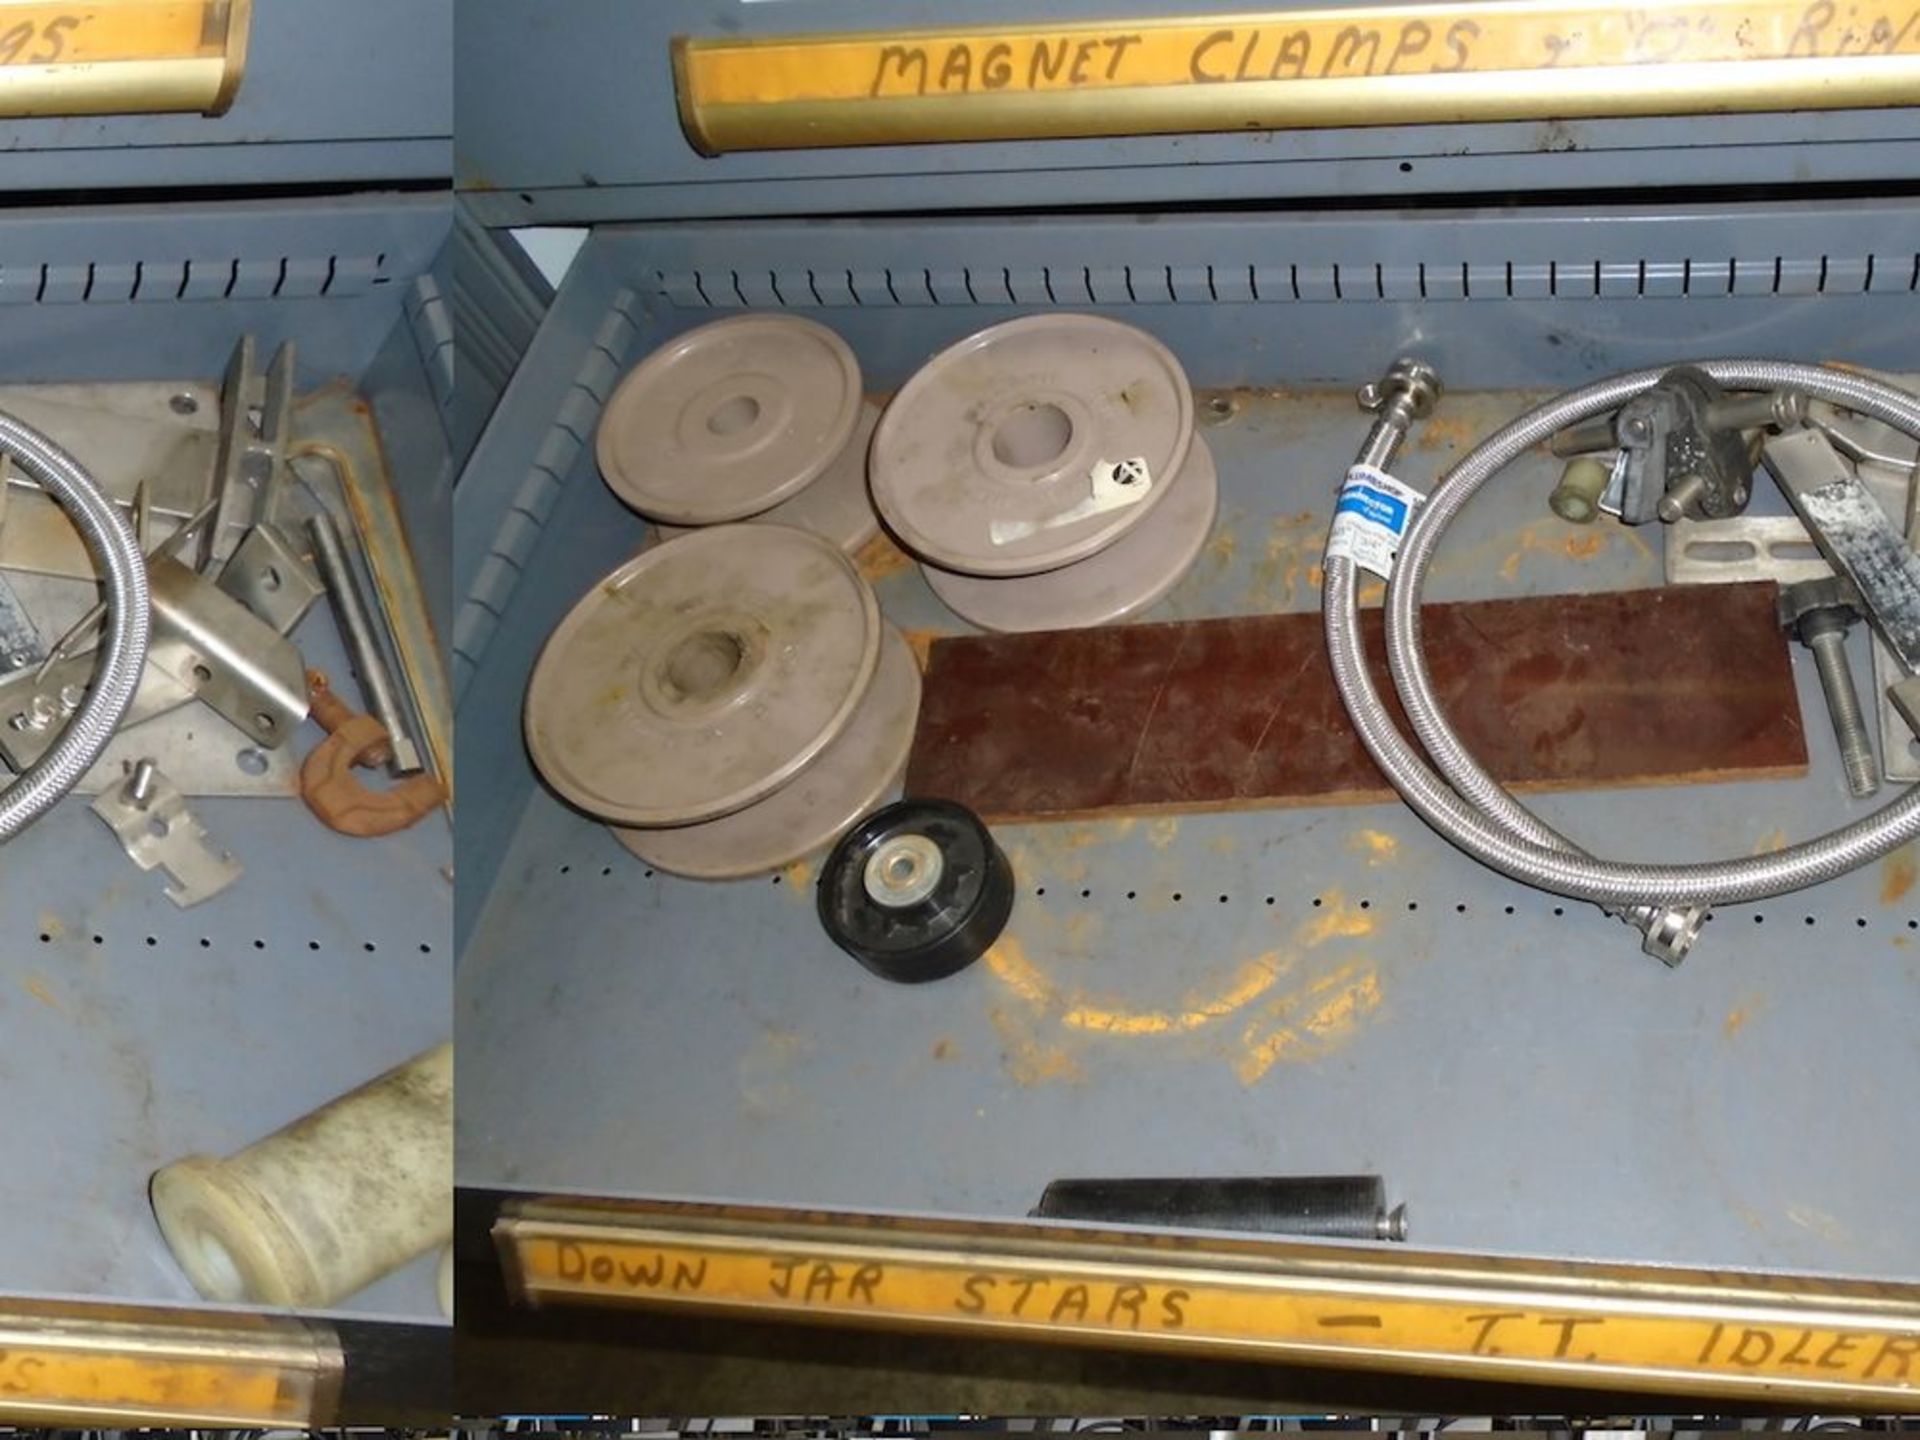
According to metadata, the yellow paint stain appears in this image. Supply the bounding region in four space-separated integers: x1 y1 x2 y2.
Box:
1205 528 1237 566
1752 827 1789 855
855 531 914 582
1063 951 1290 1037
1880 846 1917 905
981 888 1387 1086
780 859 812 894
1348 829 1399 864
22 974 60 1010
1206 835 1238 855
1236 961 1384 1084
1306 562 1324 589
1243 511 1325 610
984 938 1056 1009
1494 520 1620 584
738 1026 813 1115
1785 1203 1850 1245
899 628 940 672
1723 994 1767 1039
1299 891 1375 946
1146 817 1180 850
1060 909 1104 955
37 912 63 940
1615 524 1659 574
1357 579 1386 606
1057 825 1111 853
1416 414 1477 451
988 1005 1083 1085
1301 969 1382 1039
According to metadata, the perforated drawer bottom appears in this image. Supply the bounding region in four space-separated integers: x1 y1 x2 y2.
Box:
462 374 1918 1284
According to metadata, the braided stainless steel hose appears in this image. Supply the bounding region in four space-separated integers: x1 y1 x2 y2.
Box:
0 410 151 841
1324 361 1920 935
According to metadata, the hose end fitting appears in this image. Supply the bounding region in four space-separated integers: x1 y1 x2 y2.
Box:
1358 358 1442 421
1634 903 1708 967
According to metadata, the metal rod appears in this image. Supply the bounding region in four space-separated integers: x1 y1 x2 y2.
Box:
307 511 423 775
1549 416 1620 457
1808 626 1881 798
1032 1175 1408 1243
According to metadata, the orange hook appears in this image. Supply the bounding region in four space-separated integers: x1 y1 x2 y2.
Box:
300 669 444 837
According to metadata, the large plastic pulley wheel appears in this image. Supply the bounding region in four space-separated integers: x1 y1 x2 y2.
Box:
818 799 1015 983
524 525 880 828
869 314 1194 576
923 435 1220 632
616 625 922 880
596 314 863 524
655 395 884 554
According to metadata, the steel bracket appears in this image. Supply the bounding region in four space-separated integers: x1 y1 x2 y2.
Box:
89 759 242 908
203 336 296 571
147 555 309 750
217 524 325 635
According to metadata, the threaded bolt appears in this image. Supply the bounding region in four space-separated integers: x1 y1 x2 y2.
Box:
1807 627 1879 798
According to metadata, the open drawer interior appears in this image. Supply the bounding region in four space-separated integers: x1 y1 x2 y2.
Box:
1 194 453 1322
456 198 1920 1285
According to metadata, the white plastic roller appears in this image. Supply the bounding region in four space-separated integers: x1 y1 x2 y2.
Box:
151 1043 453 1308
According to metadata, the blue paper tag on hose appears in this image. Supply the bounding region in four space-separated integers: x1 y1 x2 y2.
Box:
1326 463 1426 578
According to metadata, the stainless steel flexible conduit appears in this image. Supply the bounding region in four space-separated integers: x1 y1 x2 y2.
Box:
1324 361 1920 942
0 411 150 842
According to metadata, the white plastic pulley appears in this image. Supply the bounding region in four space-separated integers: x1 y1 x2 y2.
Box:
924 434 1220 633
597 314 863 524
655 395 884 554
869 314 1194 577
151 1043 453 1308
618 623 922 879
525 525 881 828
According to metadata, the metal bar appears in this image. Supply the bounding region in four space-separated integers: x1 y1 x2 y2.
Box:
1765 427 1920 672
497 1197 1920 1406
309 509 424 775
673 0 1920 154
292 405 450 790
0 1296 339 1425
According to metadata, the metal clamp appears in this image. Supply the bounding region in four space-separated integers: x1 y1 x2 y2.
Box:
90 758 242 907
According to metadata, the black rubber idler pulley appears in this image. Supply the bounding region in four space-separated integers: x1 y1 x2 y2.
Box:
818 798 1014 983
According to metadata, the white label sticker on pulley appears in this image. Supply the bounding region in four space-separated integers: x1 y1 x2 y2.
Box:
1326 464 1424 578
990 456 1153 545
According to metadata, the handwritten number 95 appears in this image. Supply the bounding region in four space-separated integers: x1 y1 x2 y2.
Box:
0 15 83 67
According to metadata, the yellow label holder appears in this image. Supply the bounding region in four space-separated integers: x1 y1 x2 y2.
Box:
0 1298 338 1425
673 0 1920 153
500 1197 1920 1406
0 0 249 119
